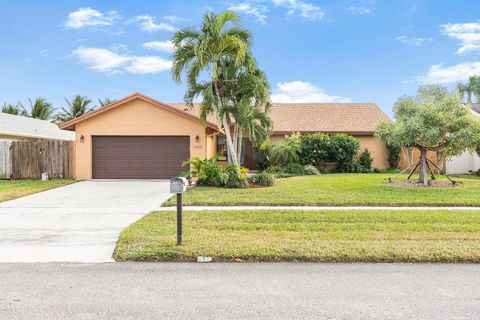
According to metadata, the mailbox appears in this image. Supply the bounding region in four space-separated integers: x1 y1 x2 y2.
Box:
170 177 187 194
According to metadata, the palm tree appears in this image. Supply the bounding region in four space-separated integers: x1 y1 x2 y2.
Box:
172 10 254 167
98 97 116 107
19 98 54 120
1 103 26 116
458 75 480 104
55 95 93 123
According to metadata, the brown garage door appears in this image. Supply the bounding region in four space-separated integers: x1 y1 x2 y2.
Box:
92 136 190 179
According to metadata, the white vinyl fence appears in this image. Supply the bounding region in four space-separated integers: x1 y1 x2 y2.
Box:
0 140 12 179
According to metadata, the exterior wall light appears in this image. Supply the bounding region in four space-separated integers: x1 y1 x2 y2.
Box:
195 134 200 143
80 134 85 143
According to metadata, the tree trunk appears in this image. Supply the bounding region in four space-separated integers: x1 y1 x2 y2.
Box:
233 124 238 163
467 91 472 104
211 62 239 169
237 130 243 166
418 148 428 186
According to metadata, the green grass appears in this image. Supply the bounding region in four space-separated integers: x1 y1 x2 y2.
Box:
114 209 480 262
0 179 74 202
163 174 480 207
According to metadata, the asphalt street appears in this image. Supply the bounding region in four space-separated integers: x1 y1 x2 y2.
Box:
0 263 479 319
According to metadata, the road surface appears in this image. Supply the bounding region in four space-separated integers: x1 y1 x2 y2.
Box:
0 263 479 319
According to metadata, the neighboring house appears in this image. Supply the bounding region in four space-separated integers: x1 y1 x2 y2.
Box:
0 112 74 141
60 92 391 180
445 105 480 174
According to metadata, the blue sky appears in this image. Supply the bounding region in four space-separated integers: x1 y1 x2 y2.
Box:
1 0 480 117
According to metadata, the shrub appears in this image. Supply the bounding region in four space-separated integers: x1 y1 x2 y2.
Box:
328 134 360 172
386 143 401 169
224 165 249 189
266 164 319 177
182 156 226 186
250 171 275 187
299 133 330 166
270 133 301 165
302 164 320 175
253 144 271 170
183 157 248 188
356 149 373 172
283 163 305 175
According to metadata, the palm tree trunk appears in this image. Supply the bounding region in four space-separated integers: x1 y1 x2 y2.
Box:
233 124 238 163
212 62 239 168
467 91 472 104
418 148 428 186
237 130 243 165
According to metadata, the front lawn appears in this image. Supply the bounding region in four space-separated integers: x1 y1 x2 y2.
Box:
163 174 480 207
0 179 74 202
114 209 480 262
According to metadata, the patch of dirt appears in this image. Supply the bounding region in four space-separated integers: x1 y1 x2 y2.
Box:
386 179 462 188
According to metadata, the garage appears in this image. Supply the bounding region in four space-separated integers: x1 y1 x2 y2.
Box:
92 136 190 179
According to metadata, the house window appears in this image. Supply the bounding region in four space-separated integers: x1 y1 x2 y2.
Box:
216 136 227 161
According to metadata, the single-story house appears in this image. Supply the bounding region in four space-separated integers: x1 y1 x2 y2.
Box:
60 92 391 180
0 112 74 141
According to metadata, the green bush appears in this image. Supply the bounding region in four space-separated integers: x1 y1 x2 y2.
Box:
302 164 320 175
266 164 320 177
356 149 373 173
182 156 226 186
270 133 301 165
183 157 248 188
328 134 360 172
299 133 330 166
224 165 249 189
253 145 271 170
386 143 401 169
250 171 275 187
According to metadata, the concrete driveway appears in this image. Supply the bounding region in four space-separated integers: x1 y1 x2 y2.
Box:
0 180 171 262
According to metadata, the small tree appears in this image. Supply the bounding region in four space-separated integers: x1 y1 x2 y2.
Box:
376 85 480 185
386 143 401 169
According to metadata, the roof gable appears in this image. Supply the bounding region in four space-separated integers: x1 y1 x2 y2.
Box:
60 93 219 131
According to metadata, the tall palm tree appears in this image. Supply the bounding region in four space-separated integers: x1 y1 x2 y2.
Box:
172 10 254 167
1 103 26 116
55 95 93 123
458 75 480 104
98 97 116 107
19 98 54 120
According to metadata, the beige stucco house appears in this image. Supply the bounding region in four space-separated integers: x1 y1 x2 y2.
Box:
60 92 391 180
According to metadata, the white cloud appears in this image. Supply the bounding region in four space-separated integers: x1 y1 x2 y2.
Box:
229 2 268 24
271 0 325 21
125 56 172 74
130 15 176 32
415 61 480 84
348 6 372 15
65 7 119 29
72 46 171 74
143 40 174 52
441 22 480 54
271 81 351 103
396 35 433 47
72 47 130 72
39 49 50 57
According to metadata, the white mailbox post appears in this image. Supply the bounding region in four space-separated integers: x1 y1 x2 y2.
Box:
170 177 187 245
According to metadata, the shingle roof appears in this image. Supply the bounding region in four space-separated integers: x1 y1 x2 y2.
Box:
0 112 74 140
169 102 391 135
268 103 391 134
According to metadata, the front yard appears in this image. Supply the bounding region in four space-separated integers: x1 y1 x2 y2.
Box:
114 209 480 262
0 179 74 202
163 173 480 207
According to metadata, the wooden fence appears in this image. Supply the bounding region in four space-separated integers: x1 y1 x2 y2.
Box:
0 140 74 179
0 141 12 179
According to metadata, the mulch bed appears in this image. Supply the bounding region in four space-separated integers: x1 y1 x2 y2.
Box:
387 179 462 188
